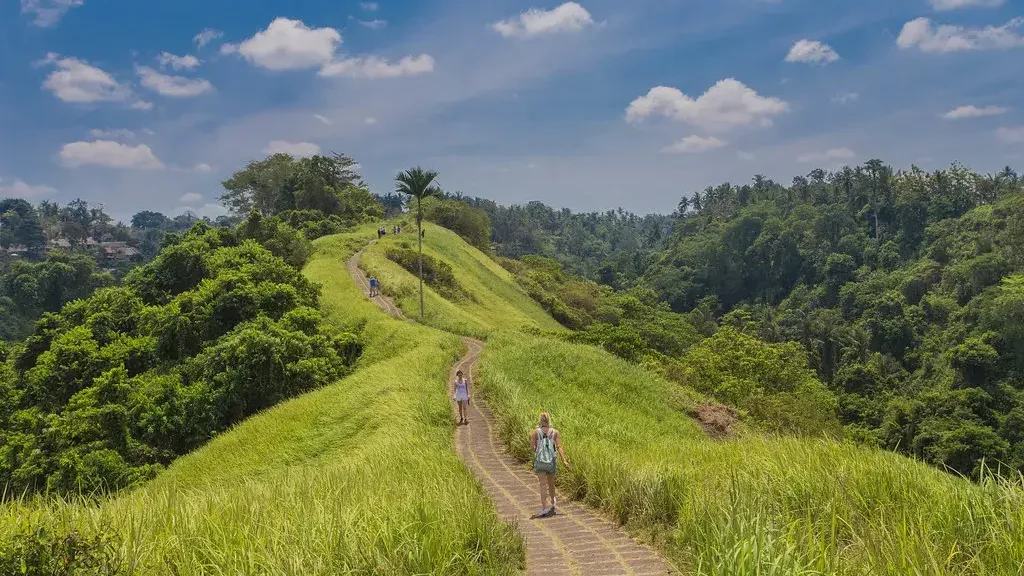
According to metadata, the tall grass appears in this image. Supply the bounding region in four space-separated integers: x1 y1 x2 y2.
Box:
360 222 563 338
0 227 525 575
479 331 1024 575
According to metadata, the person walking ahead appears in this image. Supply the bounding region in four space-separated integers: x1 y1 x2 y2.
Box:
453 370 470 425
530 412 569 518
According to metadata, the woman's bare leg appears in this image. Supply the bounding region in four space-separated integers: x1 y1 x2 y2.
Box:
537 473 549 510
546 474 557 510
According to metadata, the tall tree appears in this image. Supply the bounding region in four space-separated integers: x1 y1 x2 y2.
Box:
395 167 441 319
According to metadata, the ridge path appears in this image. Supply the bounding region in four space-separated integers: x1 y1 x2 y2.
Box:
347 241 674 575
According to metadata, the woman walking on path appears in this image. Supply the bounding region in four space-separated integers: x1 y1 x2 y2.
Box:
531 412 570 518
453 370 470 425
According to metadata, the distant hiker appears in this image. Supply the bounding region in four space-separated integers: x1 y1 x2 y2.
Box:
453 370 470 425
368 276 379 297
531 412 569 518
421 229 426 239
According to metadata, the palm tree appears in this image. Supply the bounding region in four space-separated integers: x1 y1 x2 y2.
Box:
395 167 441 318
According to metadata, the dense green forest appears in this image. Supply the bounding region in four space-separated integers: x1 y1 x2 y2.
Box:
0 153 381 496
478 161 1024 478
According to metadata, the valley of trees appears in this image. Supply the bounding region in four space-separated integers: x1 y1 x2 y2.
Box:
483 161 1024 478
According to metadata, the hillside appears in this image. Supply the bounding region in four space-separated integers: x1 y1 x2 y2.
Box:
0 225 524 575
3 220 1023 575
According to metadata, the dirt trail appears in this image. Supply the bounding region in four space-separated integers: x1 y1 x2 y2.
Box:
347 241 674 575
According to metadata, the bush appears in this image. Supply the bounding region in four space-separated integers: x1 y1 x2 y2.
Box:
0 525 128 576
675 327 842 436
384 247 470 300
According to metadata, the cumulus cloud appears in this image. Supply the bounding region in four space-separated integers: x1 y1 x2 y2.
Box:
263 140 321 157
785 40 840 64
40 54 131 103
625 79 789 133
997 126 1024 144
0 178 56 198
179 192 204 204
193 28 224 48
226 18 342 70
897 17 1024 53
157 52 201 71
797 148 856 164
833 91 860 105
314 114 333 125
492 2 595 38
930 0 1004 10
662 136 727 154
59 140 166 170
356 18 388 29
20 0 83 27
89 128 135 140
131 100 154 111
942 105 1008 119
137 66 214 97
193 163 213 173
319 54 434 78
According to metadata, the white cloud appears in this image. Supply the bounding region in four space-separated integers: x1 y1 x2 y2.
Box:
942 105 1008 119
997 126 1024 144
930 0 1004 10
142 128 156 135
365 117 378 125
194 28 224 48
180 192 204 204
131 100 154 111
157 52 201 71
263 140 321 157
319 54 435 78
89 128 135 140
625 79 789 133
492 2 595 38
193 163 213 173
0 178 56 198
41 54 130 103
230 18 342 70
59 140 166 170
897 17 1024 53
662 135 727 154
314 114 333 125
137 66 214 97
833 91 860 105
797 147 857 164
357 18 388 29
20 0 83 27
785 39 840 64
361 2 379 10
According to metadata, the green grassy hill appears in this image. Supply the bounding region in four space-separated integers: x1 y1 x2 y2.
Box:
5 221 1023 575
360 222 564 337
1 226 523 575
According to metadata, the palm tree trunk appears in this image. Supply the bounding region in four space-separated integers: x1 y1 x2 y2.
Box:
417 196 424 319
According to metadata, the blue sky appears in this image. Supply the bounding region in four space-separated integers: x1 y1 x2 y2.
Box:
1 0 1023 219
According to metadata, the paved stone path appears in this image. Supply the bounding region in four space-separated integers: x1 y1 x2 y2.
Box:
348 241 674 576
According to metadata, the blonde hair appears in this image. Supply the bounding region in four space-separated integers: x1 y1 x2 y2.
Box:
538 412 551 428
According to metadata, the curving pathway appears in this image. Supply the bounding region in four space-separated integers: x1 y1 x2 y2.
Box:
348 241 674 576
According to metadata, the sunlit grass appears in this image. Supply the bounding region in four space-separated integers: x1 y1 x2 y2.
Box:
360 222 564 338
0 227 525 575
480 330 1024 575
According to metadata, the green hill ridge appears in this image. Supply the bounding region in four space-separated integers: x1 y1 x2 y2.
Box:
3 221 1023 575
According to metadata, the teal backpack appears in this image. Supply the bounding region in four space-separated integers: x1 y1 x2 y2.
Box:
534 428 557 474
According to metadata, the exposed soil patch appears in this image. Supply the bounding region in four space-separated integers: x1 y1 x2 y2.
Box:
692 402 738 439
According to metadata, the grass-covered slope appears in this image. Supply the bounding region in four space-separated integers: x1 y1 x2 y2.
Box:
360 222 564 337
1 226 523 575
480 331 1024 575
